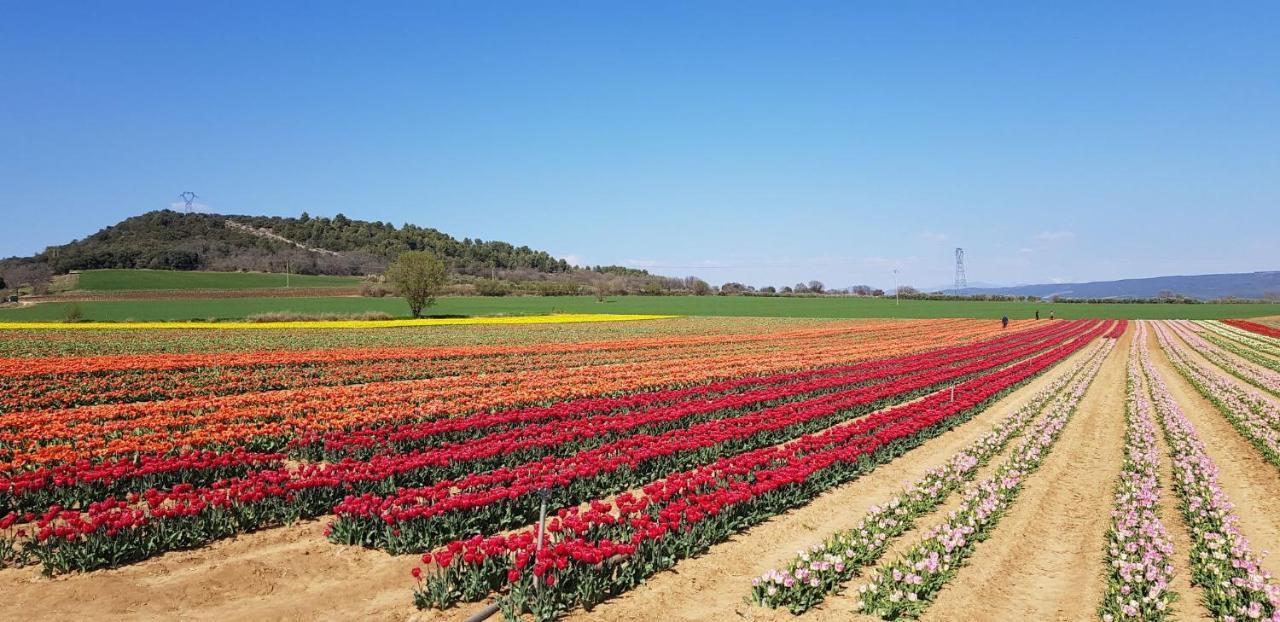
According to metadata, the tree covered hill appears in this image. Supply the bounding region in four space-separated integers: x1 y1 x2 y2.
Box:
4 210 575 277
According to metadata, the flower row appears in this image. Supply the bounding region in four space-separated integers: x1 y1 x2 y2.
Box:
1153 321 1280 471
853 337 1114 619
1 321 1075 516
749 336 1112 613
1 320 1013 470
1136 320 1279 622
1099 325 1176 621
406 321 1114 619
14 323 1094 573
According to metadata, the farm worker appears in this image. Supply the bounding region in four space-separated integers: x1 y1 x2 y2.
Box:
1035 310 1040 320
1050 311 1054 320
1001 315 1009 329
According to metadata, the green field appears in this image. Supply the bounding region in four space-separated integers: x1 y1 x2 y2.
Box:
3 294 1279 322
72 269 362 291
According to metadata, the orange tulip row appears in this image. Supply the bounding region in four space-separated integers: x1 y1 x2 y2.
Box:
0 320 1029 471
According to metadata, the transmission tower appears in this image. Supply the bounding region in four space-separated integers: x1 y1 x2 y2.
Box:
954 247 967 296
179 191 198 213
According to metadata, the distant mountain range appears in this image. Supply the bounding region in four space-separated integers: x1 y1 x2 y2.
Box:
934 271 1280 300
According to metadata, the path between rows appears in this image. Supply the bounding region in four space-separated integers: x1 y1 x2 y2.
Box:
563 341 1098 622
900 328 1128 622
0 332 1100 622
1147 328 1280 582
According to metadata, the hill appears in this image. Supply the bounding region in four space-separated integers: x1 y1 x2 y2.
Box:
952 271 1280 300
4 210 571 277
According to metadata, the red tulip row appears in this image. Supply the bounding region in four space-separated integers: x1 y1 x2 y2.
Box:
298 319 1082 461
1105 319 1128 339
1 320 1078 516
0 449 284 515
1 325 997 470
15 322 1092 574
327 321 1094 552
1223 319 1280 340
410 320 1115 616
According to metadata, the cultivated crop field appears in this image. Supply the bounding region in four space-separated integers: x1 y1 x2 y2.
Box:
2 316 1279 621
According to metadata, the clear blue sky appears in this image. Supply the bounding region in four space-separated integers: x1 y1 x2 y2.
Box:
3 1 1277 289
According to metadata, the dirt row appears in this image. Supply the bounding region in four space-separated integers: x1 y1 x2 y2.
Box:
7 323 1280 621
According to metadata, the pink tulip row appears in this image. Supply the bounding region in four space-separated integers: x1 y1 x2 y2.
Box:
1153 321 1280 470
747 338 1113 614
854 337 1117 619
1136 320 1280 622
1100 323 1176 621
1192 321 1280 373
1166 320 1280 397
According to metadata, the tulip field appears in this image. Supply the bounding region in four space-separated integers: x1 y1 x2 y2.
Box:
3 316 1280 621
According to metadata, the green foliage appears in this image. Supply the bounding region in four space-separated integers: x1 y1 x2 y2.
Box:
385 251 447 317
75 269 361 291
8 210 572 277
473 279 511 296
4 295 1280 323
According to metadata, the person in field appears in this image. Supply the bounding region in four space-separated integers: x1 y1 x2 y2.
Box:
1035 310 1040 320
1002 315 1009 329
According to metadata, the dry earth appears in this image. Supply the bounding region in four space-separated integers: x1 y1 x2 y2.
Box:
7 323 1280 622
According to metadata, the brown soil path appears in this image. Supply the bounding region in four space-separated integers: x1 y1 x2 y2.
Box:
0 520 433 622
1147 328 1280 581
886 329 1129 622
563 342 1100 622
1171 324 1280 406
0 338 1100 622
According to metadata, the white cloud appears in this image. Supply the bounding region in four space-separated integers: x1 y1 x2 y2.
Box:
1017 247 1034 254
1033 230 1076 242
919 231 949 243
1049 277 1069 284
560 254 585 267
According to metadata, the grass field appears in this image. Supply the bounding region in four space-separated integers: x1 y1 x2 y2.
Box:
71 269 362 291
2 294 1279 322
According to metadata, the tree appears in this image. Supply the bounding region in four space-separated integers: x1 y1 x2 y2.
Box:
385 251 446 318
780 286 793 294
760 286 776 294
688 277 712 296
0 276 5 290
807 280 825 294
720 282 748 295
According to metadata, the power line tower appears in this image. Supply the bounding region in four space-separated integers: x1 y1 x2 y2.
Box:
179 191 198 213
954 247 967 296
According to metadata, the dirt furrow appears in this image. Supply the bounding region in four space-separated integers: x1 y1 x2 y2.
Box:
893 329 1129 622
563 341 1100 622
1147 328 1280 581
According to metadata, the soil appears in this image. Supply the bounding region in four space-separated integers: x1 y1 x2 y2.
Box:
905 329 1129 622
1146 328 1280 581
561 343 1101 622
9 322 1278 622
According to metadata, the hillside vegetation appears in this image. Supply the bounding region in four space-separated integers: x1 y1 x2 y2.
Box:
74 269 362 291
1 210 681 295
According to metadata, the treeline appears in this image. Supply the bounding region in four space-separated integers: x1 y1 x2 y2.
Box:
0 210 680 294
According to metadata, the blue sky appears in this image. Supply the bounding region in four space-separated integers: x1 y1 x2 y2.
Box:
2 1 1277 289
